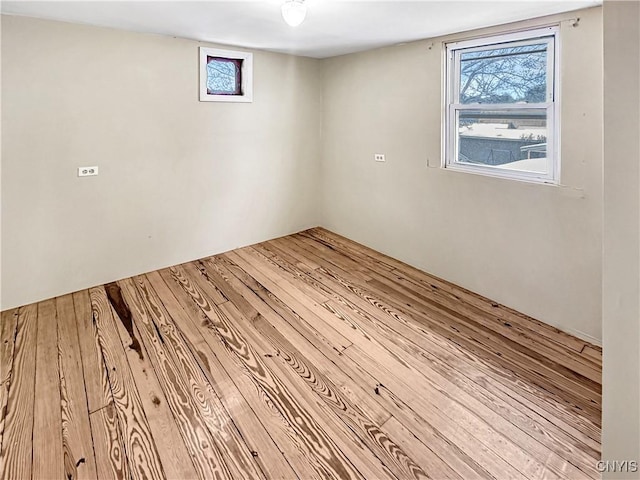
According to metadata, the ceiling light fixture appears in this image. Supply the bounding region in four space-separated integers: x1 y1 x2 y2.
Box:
281 0 307 27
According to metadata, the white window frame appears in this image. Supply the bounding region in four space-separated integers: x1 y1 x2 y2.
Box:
199 47 253 103
444 26 560 184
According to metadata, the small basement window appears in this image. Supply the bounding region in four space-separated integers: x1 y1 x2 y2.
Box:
444 27 559 184
200 47 253 102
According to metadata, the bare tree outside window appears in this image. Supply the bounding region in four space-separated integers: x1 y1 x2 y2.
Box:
460 44 548 104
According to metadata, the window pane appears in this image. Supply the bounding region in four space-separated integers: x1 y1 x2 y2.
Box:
206 56 242 95
459 42 548 104
457 109 548 174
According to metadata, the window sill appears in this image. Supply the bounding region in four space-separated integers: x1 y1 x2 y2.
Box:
442 163 559 186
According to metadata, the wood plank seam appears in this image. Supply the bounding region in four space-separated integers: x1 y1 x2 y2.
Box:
64 298 101 479
90 287 167 480
0 309 21 480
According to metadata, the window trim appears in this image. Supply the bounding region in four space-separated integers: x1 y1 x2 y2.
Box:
199 47 253 103
443 26 560 184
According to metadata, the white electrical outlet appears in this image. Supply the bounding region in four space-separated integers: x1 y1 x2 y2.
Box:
78 166 99 177
374 154 385 162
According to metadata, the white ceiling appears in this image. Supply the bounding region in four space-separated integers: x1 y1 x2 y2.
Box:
1 1 602 58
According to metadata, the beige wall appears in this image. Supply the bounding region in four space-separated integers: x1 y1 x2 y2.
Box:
602 1 640 474
1 15 322 309
320 7 603 343
0 10 607 344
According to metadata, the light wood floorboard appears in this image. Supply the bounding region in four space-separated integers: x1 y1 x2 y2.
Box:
0 228 601 479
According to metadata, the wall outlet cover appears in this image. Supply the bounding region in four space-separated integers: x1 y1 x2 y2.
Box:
78 166 99 177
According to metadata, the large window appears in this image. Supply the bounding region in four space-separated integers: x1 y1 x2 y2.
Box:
445 27 559 183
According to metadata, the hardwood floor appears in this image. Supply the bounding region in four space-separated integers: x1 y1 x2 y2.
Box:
0 227 602 479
